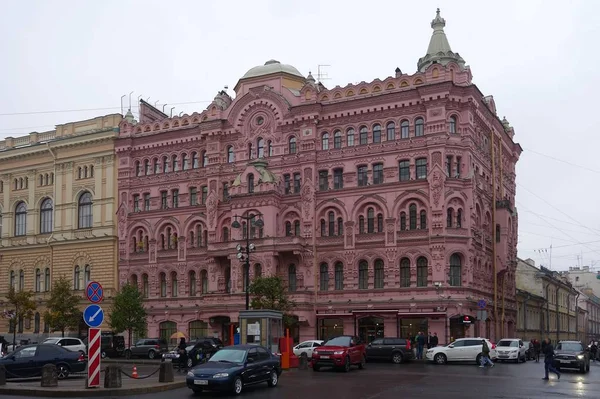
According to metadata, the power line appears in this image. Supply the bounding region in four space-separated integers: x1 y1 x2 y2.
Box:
522 147 600 174
520 221 600 236
520 239 600 251
519 210 600 233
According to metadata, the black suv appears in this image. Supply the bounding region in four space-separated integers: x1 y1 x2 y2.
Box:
553 341 590 373
366 337 414 364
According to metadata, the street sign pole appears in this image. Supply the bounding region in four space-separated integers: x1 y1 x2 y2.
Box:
87 327 101 388
85 281 104 389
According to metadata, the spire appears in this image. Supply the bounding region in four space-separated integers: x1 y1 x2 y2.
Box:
417 8 466 72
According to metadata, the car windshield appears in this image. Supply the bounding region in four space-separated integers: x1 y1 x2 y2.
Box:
208 349 246 363
498 340 518 347
43 338 60 344
557 343 583 352
324 336 351 347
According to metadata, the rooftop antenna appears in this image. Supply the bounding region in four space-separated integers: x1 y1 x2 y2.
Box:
170 107 175 117
137 94 143 104
128 91 134 110
120 95 126 115
162 104 168 112
317 64 331 83
154 100 159 107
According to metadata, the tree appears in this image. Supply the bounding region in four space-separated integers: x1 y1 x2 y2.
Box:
248 276 297 327
108 283 147 348
44 276 82 337
4 287 36 349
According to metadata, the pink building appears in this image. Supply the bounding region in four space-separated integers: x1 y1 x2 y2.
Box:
116 9 521 345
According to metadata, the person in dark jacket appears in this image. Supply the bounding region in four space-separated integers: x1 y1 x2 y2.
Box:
542 338 560 380
533 339 541 363
177 337 188 372
430 332 439 348
416 332 426 359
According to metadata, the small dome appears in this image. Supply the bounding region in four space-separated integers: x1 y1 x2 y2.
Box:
241 60 304 80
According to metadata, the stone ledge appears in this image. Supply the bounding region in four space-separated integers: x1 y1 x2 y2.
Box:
0 381 185 397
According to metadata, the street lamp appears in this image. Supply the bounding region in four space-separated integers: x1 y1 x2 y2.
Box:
231 214 264 310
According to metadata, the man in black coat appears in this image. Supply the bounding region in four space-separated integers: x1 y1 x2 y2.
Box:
542 338 560 380
430 332 439 348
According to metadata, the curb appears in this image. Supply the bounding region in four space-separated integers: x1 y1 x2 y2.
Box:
0 381 186 397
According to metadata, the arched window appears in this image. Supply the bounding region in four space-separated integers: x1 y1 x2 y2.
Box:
415 117 424 137
449 116 457 134
40 198 53 234
347 128 355 146
247 173 255 193
202 151 208 167
372 124 381 143
457 209 463 228
135 161 141 176
171 272 178 297
420 210 427 229
39 175 44 186
377 214 383 233
189 271 197 296
333 131 342 149
34 312 40 334
386 122 395 141
172 155 179 171
409 204 417 230
449 254 462 286
358 216 365 234
142 274 149 298
267 140 273 157
400 212 406 231
288 136 297 154
78 192 93 229
447 208 454 228
191 152 199 169
358 261 368 289
416 257 428 287
227 146 234 163
222 227 229 242
328 211 335 236
181 154 189 170
84 265 91 284
285 221 292 236
400 120 409 138
201 270 208 294
159 272 167 297
162 156 170 173
35 269 41 292
319 263 329 291
374 259 384 289
337 218 343 236
9 270 15 290
18 269 24 291
153 158 159 173
73 266 81 290
14 201 27 236
359 126 368 145
321 132 329 150
400 258 410 287
367 208 375 233
131 274 138 287
334 262 344 290
257 138 265 158
89 166 94 178
254 264 262 279
320 219 326 236
144 159 151 174
288 264 297 292
44 268 50 291
293 220 300 236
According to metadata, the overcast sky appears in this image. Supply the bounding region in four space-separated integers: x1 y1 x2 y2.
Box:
1 0 599 271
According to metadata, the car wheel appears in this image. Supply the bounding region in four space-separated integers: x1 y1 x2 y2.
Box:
56 364 70 380
392 352 404 364
125 350 132 360
148 350 156 359
267 370 278 387
358 355 366 370
435 353 447 365
343 356 351 372
187 358 193 368
233 376 243 395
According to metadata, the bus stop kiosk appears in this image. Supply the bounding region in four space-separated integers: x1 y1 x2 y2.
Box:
238 310 283 354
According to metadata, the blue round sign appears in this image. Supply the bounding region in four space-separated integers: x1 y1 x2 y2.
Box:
477 299 487 309
83 304 104 328
86 281 104 303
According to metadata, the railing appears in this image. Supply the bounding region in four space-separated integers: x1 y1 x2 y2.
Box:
356 232 385 243
317 235 344 246
74 229 93 238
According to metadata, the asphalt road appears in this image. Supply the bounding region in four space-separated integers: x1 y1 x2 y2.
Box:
3 359 600 398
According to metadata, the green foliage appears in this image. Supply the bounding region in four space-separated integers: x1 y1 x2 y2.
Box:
109 283 147 347
6 287 36 323
248 276 297 327
44 276 82 337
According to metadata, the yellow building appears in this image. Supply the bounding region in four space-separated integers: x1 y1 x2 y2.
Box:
0 114 120 339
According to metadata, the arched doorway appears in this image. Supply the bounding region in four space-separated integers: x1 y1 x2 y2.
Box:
318 318 344 341
358 316 384 343
159 321 177 346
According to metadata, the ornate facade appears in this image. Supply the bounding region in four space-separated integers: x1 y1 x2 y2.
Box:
116 9 521 344
0 114 120 339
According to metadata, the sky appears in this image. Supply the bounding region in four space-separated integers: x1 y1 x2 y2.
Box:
1 0 599 272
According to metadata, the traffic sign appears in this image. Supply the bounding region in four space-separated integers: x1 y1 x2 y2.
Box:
87 327 101 388
83 304 104 328
86 281 104 303
477 299 487 309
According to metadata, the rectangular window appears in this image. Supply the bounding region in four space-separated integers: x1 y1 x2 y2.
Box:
399 161 410 181
189 187 197 206
447 156 453 177
456 156 461 178
222 183 229 201
372 163 384 185
373 128 381 143
400 264 410 287
318 170 328 191
133 194 140 212
417 266 427 287
357 166 368 187
333 168 344 189
359 265 368 289
347 131 355 146
171 189 179 208
201 186 208 205
334 265 344 290
293 173 301 193
416 158 427 179
160 191 168 209
359 129 368 145
144 194 150 211
284 174 291 195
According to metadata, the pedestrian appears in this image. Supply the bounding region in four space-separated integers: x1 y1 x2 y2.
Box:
177 337 188 372
533 339 541 363
590 341 597 362
542 338 560 380
430 332 439 348
479 339 494 368
416 332 425 359
427 332 432 349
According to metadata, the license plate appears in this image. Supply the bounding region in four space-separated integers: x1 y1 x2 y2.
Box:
559 360 570 364
320 355 330 359
194 380 209 385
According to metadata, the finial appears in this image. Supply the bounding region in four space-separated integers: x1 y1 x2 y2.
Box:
437 8 440 15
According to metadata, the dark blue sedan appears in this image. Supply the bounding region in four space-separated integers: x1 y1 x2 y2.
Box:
186 344 281 395
0 344 87 379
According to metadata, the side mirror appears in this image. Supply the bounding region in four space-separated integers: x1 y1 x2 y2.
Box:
448 344 454 348
247 357 255 363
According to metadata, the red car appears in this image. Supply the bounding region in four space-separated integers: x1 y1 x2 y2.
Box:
311 335 366 372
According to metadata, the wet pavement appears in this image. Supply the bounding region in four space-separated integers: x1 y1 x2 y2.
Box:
2 359 599 398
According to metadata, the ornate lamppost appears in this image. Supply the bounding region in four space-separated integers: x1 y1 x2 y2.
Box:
231 214 264 310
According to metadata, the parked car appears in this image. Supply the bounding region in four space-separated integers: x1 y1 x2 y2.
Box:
0 344 86 379
553 341 590 373
43 337 87 355
186 344 281 395
366 337 414 364
425 338 498 365
311 335 366 372
292 340 324 358
495 338 527 363
163 339 222 368
124 338 168 359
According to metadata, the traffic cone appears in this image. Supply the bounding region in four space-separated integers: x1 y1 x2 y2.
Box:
132 365 139 379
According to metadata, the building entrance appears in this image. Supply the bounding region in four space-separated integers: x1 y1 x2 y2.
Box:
357 316 384 343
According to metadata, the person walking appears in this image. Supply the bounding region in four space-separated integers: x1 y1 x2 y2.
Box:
590 341 598 362
177 337 188 372
430 332 439 348
416 332 425 359
542 338 560 380
533 339 541 363
479 339 494 368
